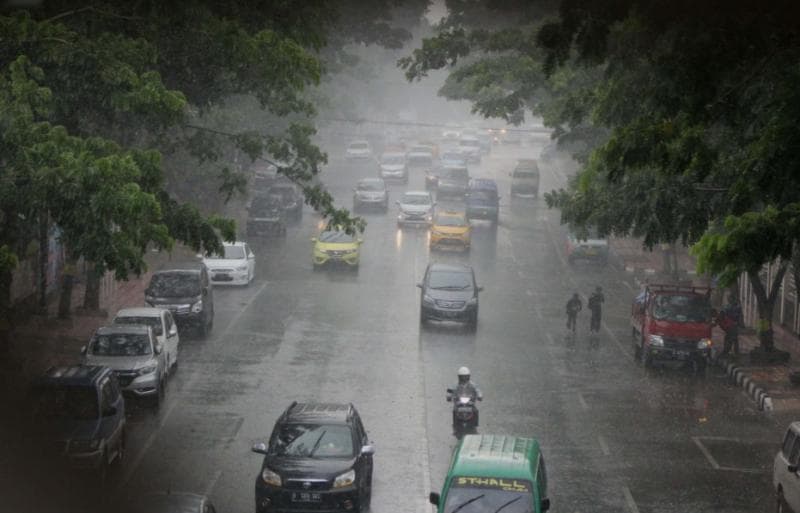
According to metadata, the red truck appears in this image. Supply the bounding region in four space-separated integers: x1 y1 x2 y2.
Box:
631 284 714 371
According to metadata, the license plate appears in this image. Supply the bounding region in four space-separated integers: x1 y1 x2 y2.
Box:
676 350 690 359
585 248 597 255
292 492 321 502
212 274 232 281
457 406 473 413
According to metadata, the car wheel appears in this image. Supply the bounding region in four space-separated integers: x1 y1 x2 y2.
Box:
641 339 652 368
197 320 207 338
420 311 427 326
360 478 372 511
692 357 707 376
96 452 109 484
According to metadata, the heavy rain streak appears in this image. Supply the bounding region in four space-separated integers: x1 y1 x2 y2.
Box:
3 2 800 513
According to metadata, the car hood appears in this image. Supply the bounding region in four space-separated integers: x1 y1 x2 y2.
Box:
264 456 357 481
83 354 156 372
650 319 711 339
432 225 470 236
355 190 386 199
146 295 201 305
347 149 370 154
426 287 475 302
37 417 100 442
203 258 244 270
399 203 432 213
380 165 405 172
315 241 359 252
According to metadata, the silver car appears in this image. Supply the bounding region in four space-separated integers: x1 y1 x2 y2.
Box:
82 325 167 408
353 178 389 211
397 191 435 227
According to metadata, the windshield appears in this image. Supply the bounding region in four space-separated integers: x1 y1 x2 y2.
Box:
401 194 431 205
269 424 354 458
35 387 98 421
513 169 538 178
652 294 711 323
349 142 369 150
381 154 405 165
443 477 533 513
410 146 432 154
358 180 384 191
319 231 355 243
114 316 163 336
435 215 468 227
148 273 201 297
207 245 245 260
428 271 473 290
90 333 152 356
443 168 469 180
468 190 496 203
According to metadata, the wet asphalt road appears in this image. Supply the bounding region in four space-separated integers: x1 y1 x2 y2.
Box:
10 139 796 512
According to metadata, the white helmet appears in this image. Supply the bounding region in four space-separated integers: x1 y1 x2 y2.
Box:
458 366 470 377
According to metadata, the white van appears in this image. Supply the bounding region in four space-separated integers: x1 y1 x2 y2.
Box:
775 422 800 512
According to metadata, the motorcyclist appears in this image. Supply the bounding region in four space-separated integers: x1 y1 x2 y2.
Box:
588 286 605 333
448 366 482 427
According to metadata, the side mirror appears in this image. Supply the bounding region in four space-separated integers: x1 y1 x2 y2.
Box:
103 406 117 417
477 286 484 292
311 237 318 242
395 201 400 206
541 498 551 511
249 253 255 259
429 493 440 506
169 326 178 337
196 253 203 259
357 238 364 244
446 387 454 394
154 344 163 355
416 283 423 289
789 464 798 473
80 345 87 355
361 445 375 456
252 442 268 455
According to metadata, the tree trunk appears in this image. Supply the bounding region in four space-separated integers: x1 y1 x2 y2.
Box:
0 268 13 357
747 262 788 351
58 256 78 319
82 263 101 311
37 214 48 314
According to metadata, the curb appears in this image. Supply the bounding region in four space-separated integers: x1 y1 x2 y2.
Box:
717 358 773 412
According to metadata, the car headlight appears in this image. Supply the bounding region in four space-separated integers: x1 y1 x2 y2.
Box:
191 299 203 313
426 214 433 221
333 469 355 489
648 334 664 347
137 363 158 376
697 338 712 349
236 264 248 271
70 438 101 453
261 468 281 487
422 294 435 305
467 297 478 305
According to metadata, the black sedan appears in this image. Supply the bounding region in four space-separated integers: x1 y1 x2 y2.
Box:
418 262 482 331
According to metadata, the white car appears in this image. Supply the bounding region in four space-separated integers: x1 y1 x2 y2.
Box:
397 191 435 227
346 140 373 160
775 422 800 513
203 241 256 286
113 307 180 373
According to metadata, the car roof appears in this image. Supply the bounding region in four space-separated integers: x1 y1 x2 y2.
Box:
95 324 152 336
428 262 473 273
281 402 356 425
115 307 166 318
403 190 431 197
358 177 385 184
155 261 205 273
450 434 540 481
469 178 497 190
37 365 109 388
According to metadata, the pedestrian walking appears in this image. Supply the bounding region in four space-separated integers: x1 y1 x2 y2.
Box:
588 286 604 333
716 294 743 360
566 293 582 333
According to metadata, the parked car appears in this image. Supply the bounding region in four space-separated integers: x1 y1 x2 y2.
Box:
465 179 500 223
202 241 256 286
247 194 287 237
32 365 126 481
437 165 470 198
429 434 550 513
775 422 800 513
82 325 167 407
312 227 363 270
126 492 218 513
631 284 713 372
353 178 389 212
418 262 482 331
430 211 471 252
397 191 435 227
252 402 375 513
145 262 215 337
378 152 408 183
510 159 540 196
345 140 373 160
113 307 180 373
565 228 609 265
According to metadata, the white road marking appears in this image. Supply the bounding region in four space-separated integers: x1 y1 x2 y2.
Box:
118 279 273 489
623 486 641 513
577 392 589 410
691 436 768 473
598 435 611 456
204 470 223 496
692 436 721 469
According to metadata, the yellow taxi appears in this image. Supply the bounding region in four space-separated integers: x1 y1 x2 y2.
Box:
430 211 471 251
312 227 362 269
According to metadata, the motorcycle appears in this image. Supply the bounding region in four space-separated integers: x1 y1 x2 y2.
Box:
447 387 480 439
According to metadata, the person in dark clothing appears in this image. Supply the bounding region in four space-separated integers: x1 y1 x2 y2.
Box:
566 293 582 333
717 295 743 360
588 286 605 333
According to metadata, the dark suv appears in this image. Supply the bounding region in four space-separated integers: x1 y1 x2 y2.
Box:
418 262 482 331
267 183 303 220
31 365 126 480
145 262 214 337
252 402 375 513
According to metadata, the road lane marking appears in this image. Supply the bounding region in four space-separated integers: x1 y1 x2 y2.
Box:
204 470 223 496
118 278 273 489
691 436 720 469
598 435 611 456
577 393 589 410
622 486 641 513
